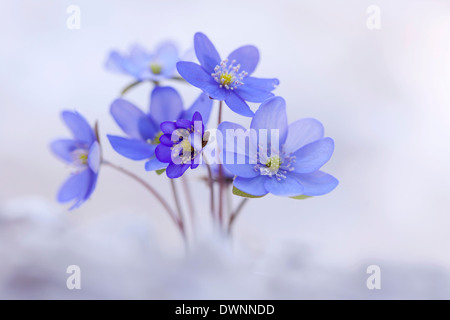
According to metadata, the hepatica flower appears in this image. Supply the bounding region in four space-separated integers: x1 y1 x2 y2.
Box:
107 86 212 171
106 42 179 81
50 111 100 209
177 32 279 117
218 97 338 197
155 112 207 178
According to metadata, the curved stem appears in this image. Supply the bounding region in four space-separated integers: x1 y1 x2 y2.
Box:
102 160 186 242
228 198 249 235
121 80 143 95
170 179 185 230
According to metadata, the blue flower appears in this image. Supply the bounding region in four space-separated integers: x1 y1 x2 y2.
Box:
50 111 100 209
107 86 212 171
218 97 338 197
106 42 179 81
155 112 206 178
176 32 279 117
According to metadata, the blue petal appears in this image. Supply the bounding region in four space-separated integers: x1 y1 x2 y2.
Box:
292 138 334 173
160 121 177 135
107 135 155 160
176 119 191 129
105 51 127 74
50 139 78 163
179 93 213 124
194 32 221 73
176 62 228 100
250 96 288 145
227 45 259 75
218 121 250 156
145 157 167 171
291 171 339 196
166 163 190 179
264 176 304 197
149 86 183 124
159 134 173 146
234 176 268 197
61 111 95 145
88 141 101 173
79 170 98 209
110 98 158 140
57 169 90 204
235 85 274 103
223 152 259 178
225 91 254 117
155 42 179 77
244 77 279 92
283 118 324 154
155 144 172 163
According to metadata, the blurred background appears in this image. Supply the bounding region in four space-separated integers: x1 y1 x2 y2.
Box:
1 0 450 299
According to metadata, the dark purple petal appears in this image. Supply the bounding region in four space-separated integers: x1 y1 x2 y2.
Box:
227 45 259 75
225 91 254 117
149 86 183 124
160 121 177 134
107 135 155 160
155 144 172 163
61 111 96 145
159 134 174 146
166 163 190 179
194 32 221 73
176 119 191 129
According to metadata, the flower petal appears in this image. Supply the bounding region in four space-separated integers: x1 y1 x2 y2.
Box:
155 41 179 77
250 96 288 145
264 176 304 197
176 62 228 100
50 139 78 163
110 98 158 140
291 171 338 196
222 152 259 178
57 169 90 203
244 77 279 92
166 163 190 179
235 85 274 103
149 86 183 124
179 93 213 124
155 144 172 163
61 111 95 145
107 135 155 160
227 45 259 75
234 176 268 197
145 157 167 171
194 32 221 73
160 121 177 135
225 91 254 117
88 141 101 174
292 138 334 173
105 51 126 74
283 118 324 153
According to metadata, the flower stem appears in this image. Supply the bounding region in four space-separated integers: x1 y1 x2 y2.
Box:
217 100 224 228
227 198 249 235
120 80 143 95
181 176 196 231
170 179 185 234
102 160 187 244
204 159 216 222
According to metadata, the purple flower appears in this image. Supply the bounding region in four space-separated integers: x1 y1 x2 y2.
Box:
155 112 206 178
176 32 279 117
107 86 212 171
106 42 179 81
218 97 338 197
50 111 100 209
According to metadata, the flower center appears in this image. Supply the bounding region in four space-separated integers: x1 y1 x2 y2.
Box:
254 148 296 181
150 62 162 75
211 59 248 90
71 149 89 169
148 131 163 145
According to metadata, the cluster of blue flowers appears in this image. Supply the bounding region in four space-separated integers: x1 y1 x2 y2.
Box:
51 32 338 239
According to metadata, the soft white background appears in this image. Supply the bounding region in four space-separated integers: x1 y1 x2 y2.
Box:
1 0 450 299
